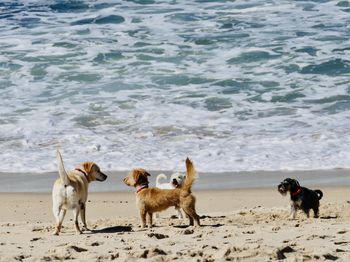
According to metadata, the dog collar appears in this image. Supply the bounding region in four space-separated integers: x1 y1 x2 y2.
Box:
75 168 88 177
291 187 302 197
136 184 148 193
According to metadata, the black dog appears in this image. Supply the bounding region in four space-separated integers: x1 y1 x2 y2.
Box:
278 178 323 219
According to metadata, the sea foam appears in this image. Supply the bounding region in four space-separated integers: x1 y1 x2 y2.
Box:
0 0 350 173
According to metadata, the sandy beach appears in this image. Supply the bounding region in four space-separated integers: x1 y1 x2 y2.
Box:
2 0 350 261
0 185 349 261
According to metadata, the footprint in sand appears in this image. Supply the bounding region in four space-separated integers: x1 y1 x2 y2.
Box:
30 237 41 242
183 229 194 235
276 246 295 260
242 230 255 234
68 246 88 253
147 233 169 239
337 230 347 234
323 254 338 260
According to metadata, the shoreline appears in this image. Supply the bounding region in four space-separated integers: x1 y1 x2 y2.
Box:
0 168 350 193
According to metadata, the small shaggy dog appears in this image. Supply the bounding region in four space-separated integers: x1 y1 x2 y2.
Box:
156 173 185 190
155 173 186 219
123 158 200 228
278 178 323 219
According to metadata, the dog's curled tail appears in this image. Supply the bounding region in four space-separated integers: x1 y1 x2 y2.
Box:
315 190 323 200
181 158 197 193
56 149 70 186
156 173 167 187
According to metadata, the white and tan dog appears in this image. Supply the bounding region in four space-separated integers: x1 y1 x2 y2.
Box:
52 150 107 235
155 173 185 219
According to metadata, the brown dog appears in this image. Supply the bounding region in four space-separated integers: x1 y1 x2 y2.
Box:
123 158 200 228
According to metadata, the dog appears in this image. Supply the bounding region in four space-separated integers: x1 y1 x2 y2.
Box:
52 150 107 235
155 173 186 219
156 173 185 190
278 178 323 219
123 158 200 228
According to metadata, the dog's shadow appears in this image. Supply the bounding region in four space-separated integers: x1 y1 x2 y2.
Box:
172 224 224 228
89 226 133 234
170 215 225 228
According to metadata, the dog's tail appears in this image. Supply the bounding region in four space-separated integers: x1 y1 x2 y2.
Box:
56 149 70 186
156 173 167 187
314 190 323 200
181 158 196 193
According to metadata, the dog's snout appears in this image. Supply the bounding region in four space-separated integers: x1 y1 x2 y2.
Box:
123 177 130 185
101 172 107 180
97 172 107 182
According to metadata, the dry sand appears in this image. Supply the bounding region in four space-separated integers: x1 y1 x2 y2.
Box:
0 187 349 261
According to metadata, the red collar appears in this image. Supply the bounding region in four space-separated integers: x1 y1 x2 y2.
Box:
291 187 302 197
75 168 88 177
136 184 148 193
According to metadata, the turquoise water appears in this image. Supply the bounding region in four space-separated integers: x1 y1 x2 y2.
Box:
0 0 350 172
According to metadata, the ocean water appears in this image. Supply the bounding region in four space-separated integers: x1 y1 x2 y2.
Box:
1 0 350 173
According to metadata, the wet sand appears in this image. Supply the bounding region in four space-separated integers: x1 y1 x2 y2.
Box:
1 168 350 192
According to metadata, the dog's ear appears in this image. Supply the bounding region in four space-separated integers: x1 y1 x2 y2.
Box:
133 169 150 185
293 179 300 187
82 162 94 174
290 179 300 190
290 178 300 186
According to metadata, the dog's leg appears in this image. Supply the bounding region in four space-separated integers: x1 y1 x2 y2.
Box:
182 207 200 226
305 209 310 218
176 207 183 219
313 206 319 218
80 203 89 231
155 212 160 219
190 209 200 227
188 216 194 226
140 210 147 229
53 206 66 235
147 212 153 228
290 203 297 219
57 208 66 231
53 205 60 235
73 207 82 234
183 209 193 225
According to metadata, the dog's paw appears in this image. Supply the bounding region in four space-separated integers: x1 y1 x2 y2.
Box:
82 227 91 232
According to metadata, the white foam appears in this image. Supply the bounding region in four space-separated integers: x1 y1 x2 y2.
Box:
1 0 350 173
